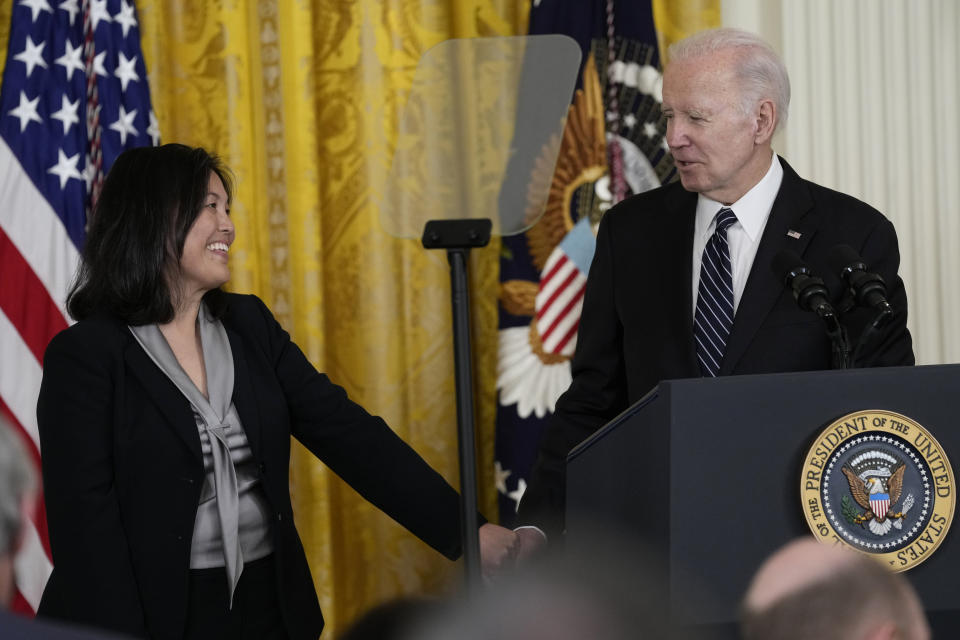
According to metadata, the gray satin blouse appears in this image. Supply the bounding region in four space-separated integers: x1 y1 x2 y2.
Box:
129 303 273 605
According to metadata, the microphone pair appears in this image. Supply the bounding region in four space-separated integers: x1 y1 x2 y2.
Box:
772 245 895 369
771 245 893 322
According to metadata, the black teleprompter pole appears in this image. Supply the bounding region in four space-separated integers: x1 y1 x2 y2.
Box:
421 218 491 593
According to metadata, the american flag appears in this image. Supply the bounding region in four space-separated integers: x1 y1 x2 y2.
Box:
534 217 594 358
0 0 156 614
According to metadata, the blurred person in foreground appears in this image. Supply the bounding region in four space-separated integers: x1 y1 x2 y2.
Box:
35 143 518 639
514 27 913 556
741 538 929 640
407 527 697 640
0 416 123 638
0 416 34 617
338 596 445 640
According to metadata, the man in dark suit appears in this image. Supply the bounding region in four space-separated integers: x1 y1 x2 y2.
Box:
513 27 914 550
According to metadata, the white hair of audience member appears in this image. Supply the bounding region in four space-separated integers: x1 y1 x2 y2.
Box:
0 415 34 556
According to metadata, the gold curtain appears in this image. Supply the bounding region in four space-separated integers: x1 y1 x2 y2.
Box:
0 4 10 79
0 1 718 636
135 1 526 636
652 0 722 62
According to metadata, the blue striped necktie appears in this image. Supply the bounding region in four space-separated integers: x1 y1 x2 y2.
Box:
695 207 738 377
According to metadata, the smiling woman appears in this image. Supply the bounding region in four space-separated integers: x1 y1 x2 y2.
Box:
35 144 519 639
177 173 234 303
65 144 236 325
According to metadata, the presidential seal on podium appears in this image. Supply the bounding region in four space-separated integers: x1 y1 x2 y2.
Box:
801 410 955 571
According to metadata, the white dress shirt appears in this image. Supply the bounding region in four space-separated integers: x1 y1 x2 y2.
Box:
692 153 784 316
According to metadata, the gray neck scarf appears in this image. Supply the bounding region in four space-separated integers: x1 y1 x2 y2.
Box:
129 305 244 607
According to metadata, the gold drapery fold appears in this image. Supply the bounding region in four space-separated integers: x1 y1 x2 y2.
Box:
137 1 526 635
652 0 723 63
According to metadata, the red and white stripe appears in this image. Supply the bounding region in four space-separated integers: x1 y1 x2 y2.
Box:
0 136 77 613
535 249 587 357
871 496 890 521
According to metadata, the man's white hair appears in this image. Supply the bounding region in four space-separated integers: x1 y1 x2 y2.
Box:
668 27 791 132
0 416 34 554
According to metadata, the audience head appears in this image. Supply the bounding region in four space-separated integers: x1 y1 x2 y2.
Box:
407 526 707 640
339 597 444 640
0 414 36 607
742 538 929 640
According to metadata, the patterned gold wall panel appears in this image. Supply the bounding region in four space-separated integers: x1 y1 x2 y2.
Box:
653 0 722 62
0 2 10 81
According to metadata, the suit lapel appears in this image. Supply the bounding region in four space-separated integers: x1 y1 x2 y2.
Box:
719 159 817 375
226 325 263 460
124 336 203 463
661 187 700 376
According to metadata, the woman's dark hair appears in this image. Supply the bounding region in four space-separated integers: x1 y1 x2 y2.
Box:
66 143 234 324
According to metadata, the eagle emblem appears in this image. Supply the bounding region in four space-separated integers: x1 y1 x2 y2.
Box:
497 47 671 418
802 410 954 571
841 450 915 536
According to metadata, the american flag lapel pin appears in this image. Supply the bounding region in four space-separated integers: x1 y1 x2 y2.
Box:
787 230 802 239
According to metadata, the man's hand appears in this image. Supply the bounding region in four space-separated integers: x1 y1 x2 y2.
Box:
515 526 547 562
479 523 520 578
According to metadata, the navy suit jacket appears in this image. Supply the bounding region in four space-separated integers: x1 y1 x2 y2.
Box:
36 294 464 639
518 158 915 537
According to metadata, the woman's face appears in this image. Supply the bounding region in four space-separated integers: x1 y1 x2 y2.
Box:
178 172 234 300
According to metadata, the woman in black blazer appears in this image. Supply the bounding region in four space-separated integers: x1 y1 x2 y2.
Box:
36 144 517 639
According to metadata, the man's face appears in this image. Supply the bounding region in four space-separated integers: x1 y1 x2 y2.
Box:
662 48 768 204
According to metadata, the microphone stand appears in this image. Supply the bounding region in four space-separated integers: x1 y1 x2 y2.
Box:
421 218 492 595
823 313 851 369
849 305 893 367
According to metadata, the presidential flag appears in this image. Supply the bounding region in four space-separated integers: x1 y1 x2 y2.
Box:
0 0 156 614
495 0 676 524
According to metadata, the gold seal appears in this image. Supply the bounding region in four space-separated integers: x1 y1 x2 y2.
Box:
801 409 955 572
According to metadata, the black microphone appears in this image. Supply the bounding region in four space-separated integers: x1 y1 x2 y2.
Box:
826 244 892 314
771 249 837 319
